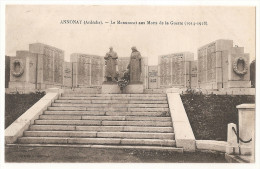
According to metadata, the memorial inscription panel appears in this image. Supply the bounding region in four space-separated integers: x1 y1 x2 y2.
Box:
159 56 171 86
198 48 207 83
172 54 184 85
43 47 54 83
77 55 91 85
91 56 103 85
207 43 216 82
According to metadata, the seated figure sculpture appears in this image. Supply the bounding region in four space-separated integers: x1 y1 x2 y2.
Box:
104 47 118 82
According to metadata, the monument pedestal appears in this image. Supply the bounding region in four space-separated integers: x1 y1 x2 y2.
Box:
225 81 251 88
9 81 36 89
102 82 144 94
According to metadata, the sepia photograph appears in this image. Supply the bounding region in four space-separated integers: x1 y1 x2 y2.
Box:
1 2 258 167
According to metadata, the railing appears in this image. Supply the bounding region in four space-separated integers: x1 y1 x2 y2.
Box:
232 127 252 144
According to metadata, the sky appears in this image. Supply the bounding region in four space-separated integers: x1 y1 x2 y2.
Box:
5 5 255 65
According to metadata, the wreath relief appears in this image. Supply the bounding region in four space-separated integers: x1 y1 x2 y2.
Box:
11 59 24 77
233 57 248 76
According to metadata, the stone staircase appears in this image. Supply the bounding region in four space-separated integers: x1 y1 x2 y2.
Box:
16 93 182 152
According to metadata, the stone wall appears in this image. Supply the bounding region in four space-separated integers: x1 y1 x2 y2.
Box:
197 39 251 89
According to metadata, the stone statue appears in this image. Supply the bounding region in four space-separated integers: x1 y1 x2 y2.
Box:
127 46 142 83
104 47 118 82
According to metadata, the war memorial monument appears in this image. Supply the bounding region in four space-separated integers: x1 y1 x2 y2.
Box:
4 37 256 163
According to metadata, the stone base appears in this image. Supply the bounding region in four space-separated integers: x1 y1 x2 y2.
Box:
125 84 144 94
102 83 144 94
199 82 218 90
9 81 36 89
225 81 251 88
102 84 121 94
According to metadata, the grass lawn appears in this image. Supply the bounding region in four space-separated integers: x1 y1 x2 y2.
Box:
5 92 45 129
181 94 255 141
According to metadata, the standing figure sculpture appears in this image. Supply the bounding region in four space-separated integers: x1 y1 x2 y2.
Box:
104 47 118 82
128 46 142 83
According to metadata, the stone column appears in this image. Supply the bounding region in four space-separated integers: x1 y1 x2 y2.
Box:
236 104 255 156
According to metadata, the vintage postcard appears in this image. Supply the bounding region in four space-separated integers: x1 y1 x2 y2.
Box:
1 2 259 169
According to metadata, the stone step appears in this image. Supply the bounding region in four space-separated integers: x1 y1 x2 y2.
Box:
39 115 171 121
34 120 172 127
8 144 183 153
24 131 174 139
51 103 169 108
106 111 170 117
55 100 168 104
18 137 176 147
55 100 92 104
44 111 170 117
59 96 167 101
47 107 170 112
44 111 106 116
62 93 167 97
35 120 101 126
30 125 174 133
63 88 101 94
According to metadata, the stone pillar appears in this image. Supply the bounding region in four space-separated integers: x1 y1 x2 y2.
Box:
236 104 255 156
226 123 239 154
